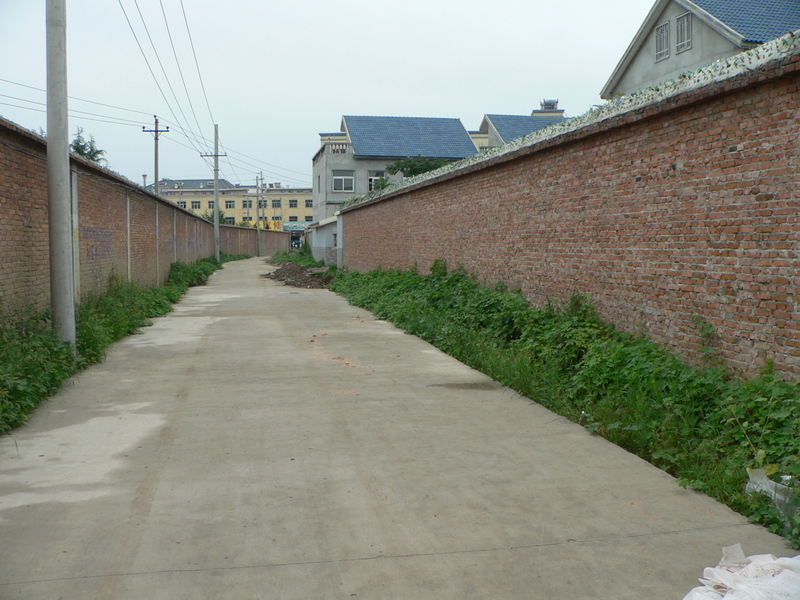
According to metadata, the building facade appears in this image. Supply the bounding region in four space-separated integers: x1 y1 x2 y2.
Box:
153 179 313 241
311 116 479 223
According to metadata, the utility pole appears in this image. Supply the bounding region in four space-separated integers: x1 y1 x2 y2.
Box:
46 0 75 346
201 125 225 262
143 116 168 195
254 174 261 257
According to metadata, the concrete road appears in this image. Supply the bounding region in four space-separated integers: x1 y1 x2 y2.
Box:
0 258 794 599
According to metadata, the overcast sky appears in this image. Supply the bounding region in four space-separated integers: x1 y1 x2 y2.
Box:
1 0 653 189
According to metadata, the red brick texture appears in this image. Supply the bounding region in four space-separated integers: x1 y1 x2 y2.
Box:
0 118 289 317
341 53 800 377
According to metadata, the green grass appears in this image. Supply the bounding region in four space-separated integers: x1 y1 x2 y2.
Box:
0 253 247 435
272 241 324 268
331 261 800 547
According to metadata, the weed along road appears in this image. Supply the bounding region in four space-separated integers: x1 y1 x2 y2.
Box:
0 257 793 599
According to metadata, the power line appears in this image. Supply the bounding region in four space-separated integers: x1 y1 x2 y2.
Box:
0 93 145 125
0 77 154 117
116 0 206 156
179 0 215 125
130 0 207 154
0 99 145 128
158 0 206 147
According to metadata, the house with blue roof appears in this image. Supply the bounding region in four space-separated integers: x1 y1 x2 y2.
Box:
311 115 478 222
601 0 800 99
479 100 566 147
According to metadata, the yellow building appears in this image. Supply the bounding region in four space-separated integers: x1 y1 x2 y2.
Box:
153 179 313 237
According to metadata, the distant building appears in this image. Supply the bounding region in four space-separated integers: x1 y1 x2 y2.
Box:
601 0 800 99
152 178 313 241
311 115 478 222
479 100 566 147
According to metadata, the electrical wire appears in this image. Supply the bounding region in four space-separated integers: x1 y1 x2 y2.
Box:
130 0 208 154
117 0 206 156
179 0 215 125
0 99 145 128
0 78 154 117
158 0 206 147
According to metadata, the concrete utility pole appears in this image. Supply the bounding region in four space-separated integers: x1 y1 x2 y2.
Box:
201 125 225 262
254 174 261 257
46 0 76 345
143 116 168 195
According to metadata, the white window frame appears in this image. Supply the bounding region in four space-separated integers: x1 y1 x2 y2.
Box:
242 199 253 209
225 199 235 209
207 200 215 209
655 21 670 62
332 171 354 192
305 215 313 222
191 200 201 210
676 12 691 53
177 201 186 209
305 199 313 208
271 198 282 208
289 215 298 222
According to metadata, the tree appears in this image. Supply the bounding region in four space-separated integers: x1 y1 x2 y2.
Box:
385 156 451 177
69 128 107 165
200 209 226 223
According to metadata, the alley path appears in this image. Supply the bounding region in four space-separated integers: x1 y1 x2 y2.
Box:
0 257 793 599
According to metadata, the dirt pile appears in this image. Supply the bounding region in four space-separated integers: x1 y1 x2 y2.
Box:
262 261 331 289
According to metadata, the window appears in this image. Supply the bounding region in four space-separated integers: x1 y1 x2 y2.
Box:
177 201 186 209
225 199 235 209
242 199 252 209
273 215 282 221
208 200 215 209
676 12 691 53
289 199 298 208
259 215 268 223
655 21 669 62
191 200 201 210
223 217 235 225
305 199 313 208
272 199 282 208
332 170 354 192
289 216 298 222
258 199 267 209
305 215 313 222
242 216 252 223
368 170 385 191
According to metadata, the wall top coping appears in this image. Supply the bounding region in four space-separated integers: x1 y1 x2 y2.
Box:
342 30 800 214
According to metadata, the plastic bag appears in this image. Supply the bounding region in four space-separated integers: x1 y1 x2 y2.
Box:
682 544 800 600
746 468 799 526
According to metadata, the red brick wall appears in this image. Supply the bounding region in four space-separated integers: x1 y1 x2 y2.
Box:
0 118 289 317
342 52 800 377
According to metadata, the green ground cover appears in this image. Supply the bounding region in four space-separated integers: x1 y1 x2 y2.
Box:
271 241 324 268
331 261 800 547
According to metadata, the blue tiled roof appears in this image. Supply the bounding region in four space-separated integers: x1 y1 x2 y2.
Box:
692 0 800 43
485 114 565 143
343 116 477 159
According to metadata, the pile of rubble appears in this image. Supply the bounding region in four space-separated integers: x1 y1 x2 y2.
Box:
262 261 330 289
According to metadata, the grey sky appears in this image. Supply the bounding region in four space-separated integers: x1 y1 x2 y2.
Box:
1 0 652 188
